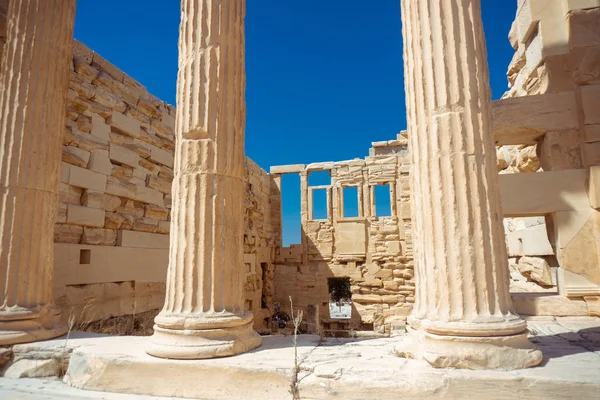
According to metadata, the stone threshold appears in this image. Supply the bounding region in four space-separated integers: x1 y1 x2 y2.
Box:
1 317 599 400
57 318 600 400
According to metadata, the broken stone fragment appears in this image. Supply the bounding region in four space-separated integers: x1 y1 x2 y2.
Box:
518 256 553 287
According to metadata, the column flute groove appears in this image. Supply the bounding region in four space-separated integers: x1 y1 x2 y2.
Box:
0 0 76 345
399 0 543 370
147 0 260 359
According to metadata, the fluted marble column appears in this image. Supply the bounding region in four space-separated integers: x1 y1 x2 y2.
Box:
399 0 542 369
147 0 261 359
0 0 76 345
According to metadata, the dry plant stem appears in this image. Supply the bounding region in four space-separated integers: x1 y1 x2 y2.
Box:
289 296 303 400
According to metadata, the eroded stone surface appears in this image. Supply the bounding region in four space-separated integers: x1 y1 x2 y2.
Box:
0 0 76 345
146 0 261 359
30 318 595 399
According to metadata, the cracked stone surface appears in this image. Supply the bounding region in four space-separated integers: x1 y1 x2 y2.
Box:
0 317 599 399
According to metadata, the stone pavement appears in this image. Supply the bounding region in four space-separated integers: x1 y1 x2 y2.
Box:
1 317 599 400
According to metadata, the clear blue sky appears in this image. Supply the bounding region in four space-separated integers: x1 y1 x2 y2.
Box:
74 1 518 245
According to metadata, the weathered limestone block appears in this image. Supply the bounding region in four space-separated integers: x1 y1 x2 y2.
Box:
73 57 99 81
135 185 164 207
92 87 126 113
517 257 553 286
109 143 140 168
516 146 541 172
88 149 113 176
66 205 106 228
66 164 108 192
54 224 84 244
81 190 121 212
105 176 136 199
148 144 173 168
132 217 159 233
63 146 90 168
399 0 541 370
64 127 109 152
145 205 169 220
581 84 600 125
92 52 125 83
0 0 76 345
104 212 134 230
570 8 600 49
538 130 584 170
81 227 118 246
147 174 172 194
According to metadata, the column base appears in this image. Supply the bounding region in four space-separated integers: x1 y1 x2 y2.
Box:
146 318 261 360
0 308 67 346
396 327 543 370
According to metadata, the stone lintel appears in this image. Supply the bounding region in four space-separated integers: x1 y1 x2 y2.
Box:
269 164 305 174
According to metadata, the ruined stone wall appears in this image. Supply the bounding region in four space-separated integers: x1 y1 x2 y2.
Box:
243 159 281 329
499 0 600 315
51 41 279 326
272 134 413 335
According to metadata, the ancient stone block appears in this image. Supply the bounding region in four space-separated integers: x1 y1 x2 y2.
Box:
581 84 600 125
105 176 136 199
132 217 159 233
54 224 83 244
145 205 169 220
135 185 164 207
66 205 105 228
81 227 118 246
147 175 171 194
63 146 90 168
93 87 126 113
569 8 600 49
538 130 584 170
73 56 99 81
585 125 600 143
88 149 113 176
109 111 141 138
109 143 140 168
517 257 553 286
81 190 121 212
67 164 108 192
104 212 134 230
117 230 169 249
148 145 173 168
92 53 124 83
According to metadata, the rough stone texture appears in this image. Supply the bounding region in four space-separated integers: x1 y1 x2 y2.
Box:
52 41 278 328
518 256 554 286
271 135 413 335
497 1 600 315
146 0 261 359
28 318 596 399
0 0 76 345
399 0 541 369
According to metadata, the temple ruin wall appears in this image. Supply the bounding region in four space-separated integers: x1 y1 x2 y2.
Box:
496 1 600 316
270 137 413 335
51 41 280 327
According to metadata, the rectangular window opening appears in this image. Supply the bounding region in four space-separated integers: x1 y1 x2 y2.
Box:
311 188 328 220
79 249 91 265
374 184 392 217
308 170 331 186
342 186 360 218
281 173 302 247
328 277 352 320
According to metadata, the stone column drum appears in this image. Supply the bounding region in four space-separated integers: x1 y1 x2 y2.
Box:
0 0 76 345
147 0 261 359
399 0 543 369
